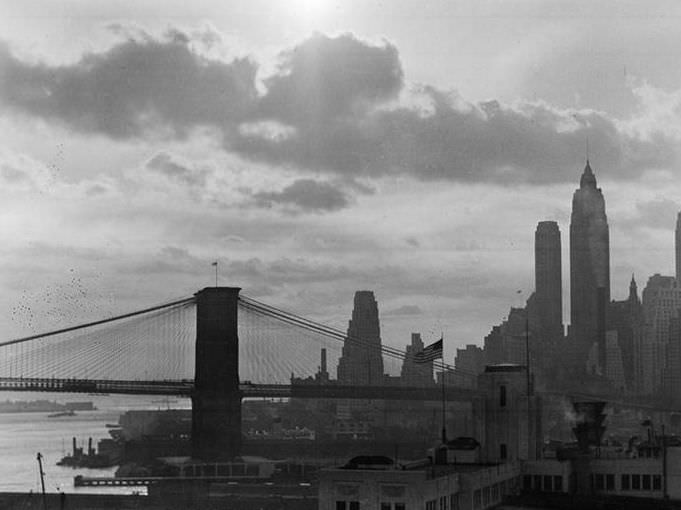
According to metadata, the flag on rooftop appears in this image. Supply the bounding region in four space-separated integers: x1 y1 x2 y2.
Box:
414 337 443 363
211 261 218 266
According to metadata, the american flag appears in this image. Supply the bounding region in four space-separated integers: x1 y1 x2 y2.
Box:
414 338 443 363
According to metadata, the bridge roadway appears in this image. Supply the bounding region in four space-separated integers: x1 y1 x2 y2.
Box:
1 377 677 412
0 377 482 401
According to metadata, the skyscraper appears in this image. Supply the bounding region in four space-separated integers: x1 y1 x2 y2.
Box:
534 221 563 341
400 333 435 387
569 160 610 372
636 274 681 394
608 275 642 392
337 291 385 385
675 212 681 287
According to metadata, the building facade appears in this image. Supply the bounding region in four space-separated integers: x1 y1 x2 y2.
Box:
607 276 642 392
400 333 435 387
337 291 385 386
534 221 564 344
569 161 610 374
635 274 681 394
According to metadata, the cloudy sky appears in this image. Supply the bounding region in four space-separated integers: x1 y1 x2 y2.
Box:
2 0 681 365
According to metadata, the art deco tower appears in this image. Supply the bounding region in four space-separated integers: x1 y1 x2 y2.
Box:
570 161 610 372
337 291 385 385
535 221 563 341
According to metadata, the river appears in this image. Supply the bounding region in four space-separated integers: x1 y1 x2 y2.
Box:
0 391 190 494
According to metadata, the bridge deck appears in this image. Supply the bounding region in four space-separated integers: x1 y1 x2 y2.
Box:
0 377 481 401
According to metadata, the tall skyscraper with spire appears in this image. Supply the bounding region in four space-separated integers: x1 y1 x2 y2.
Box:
569 160 610 373
534 221 563 342
337 291 385 385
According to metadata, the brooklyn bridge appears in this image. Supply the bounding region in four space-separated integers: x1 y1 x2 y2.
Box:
0 286 670 461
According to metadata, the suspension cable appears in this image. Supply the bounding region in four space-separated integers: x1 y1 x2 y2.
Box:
239 294 477 378
0 296 195 348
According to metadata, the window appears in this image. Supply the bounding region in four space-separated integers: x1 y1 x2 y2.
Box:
523 475 532 490
553 476 562 492
482 487 490 506
500 443 507 460
492 484 499 501
440 496 446 510
606 474 614 491
337 502 347 510
621 474 630 490
349 502 360 510
381 504 391 510
642 474 651 490
533 475 541 491
426 500 436 510
500 385 507 407
632 475 641 490
543 475 553 492
595 474 604 490
450 493 458 510
653 475 662 491
473 490 481 510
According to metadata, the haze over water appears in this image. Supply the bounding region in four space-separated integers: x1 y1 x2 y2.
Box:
0 392 189 494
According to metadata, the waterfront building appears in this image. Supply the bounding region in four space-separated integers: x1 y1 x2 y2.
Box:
478 364 542 463
534 221 564 343
318 457 520 510
635 274 681 394
569 160 610 374
337 291 385 386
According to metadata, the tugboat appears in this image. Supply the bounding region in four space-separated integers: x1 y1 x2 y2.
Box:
57 437 118 468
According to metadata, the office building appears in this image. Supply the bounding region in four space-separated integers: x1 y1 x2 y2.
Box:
569 160 610 373
337 291 385 385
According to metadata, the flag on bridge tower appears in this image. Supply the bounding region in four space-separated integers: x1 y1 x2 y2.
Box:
414 337 443 363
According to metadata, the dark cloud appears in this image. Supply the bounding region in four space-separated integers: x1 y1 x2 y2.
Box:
383 305 423 316
236 85 673 184
251 179 350 212
146 152 207 186
0 33 258 138
0 31 675 186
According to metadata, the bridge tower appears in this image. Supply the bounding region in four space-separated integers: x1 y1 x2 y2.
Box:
192 287 242 461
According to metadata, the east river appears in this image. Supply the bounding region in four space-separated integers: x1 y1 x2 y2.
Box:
0 392 190 494
0 392 547 510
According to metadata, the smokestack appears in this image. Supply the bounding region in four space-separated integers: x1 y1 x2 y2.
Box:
72 437 77 457
88 437 93 456
321 348 327 374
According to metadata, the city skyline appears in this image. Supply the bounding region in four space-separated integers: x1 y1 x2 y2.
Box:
2 1 681 361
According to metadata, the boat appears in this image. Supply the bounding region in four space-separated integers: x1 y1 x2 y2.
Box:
48 410 76 418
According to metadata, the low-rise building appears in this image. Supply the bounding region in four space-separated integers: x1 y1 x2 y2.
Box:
318 455 521 510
